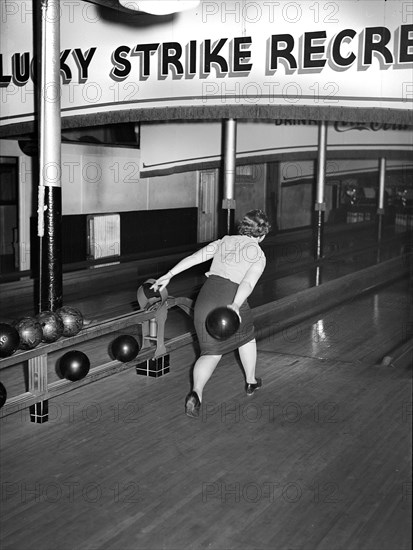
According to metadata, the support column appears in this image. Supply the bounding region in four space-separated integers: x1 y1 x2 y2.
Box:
376 157 386 263
314 121 327 262
38 0 62 312
28 354 49 423
222 119 237 234
377 157 386 242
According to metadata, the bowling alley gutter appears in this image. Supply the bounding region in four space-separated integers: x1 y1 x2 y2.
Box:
0 254 410 420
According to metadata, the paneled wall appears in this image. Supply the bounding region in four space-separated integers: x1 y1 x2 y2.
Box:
234 164 267 223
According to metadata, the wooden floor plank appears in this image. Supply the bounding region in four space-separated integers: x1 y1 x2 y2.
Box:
0 279 411 550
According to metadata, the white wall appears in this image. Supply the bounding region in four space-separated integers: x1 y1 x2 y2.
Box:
61 143 197 214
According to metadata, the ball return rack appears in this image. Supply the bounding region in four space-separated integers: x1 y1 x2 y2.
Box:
0 280 194 424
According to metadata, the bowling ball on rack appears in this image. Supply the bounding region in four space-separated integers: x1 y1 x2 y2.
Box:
56 306 84 337
0 323 20 358
36 311 64 343
59 350 90 381
15 317 43 350
111 335 140 363
0 382 7 408
206 307 240 341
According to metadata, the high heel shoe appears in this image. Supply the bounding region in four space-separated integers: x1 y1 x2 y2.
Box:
185 391 201 418
246 377 262 396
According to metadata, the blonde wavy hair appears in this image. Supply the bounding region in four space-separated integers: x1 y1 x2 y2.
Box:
238 209 270 238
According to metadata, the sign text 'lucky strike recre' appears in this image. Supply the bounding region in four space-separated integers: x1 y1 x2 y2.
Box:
1 25 412 87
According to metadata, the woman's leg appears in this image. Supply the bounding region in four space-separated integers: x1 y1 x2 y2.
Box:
238 339 258 384
192 354 222 401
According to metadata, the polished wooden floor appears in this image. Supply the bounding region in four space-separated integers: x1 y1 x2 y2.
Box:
0 278 411 550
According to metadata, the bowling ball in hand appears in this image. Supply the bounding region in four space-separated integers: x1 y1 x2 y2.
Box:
141 282 161 301
111 335 140 363
59 350 90 381
15 317 43 350
57 306 84 337
206 307 240 341
36 311 63 343
0 323 20 358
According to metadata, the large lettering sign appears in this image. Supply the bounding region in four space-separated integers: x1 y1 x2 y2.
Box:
0 0 412 128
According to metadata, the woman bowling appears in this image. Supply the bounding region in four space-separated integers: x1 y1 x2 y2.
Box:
152 209 270 418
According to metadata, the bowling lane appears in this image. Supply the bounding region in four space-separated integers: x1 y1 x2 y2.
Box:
255 277 412 365
0 223 409 325
46 223 410 324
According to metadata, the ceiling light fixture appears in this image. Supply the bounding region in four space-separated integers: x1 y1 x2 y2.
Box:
118 1 200 15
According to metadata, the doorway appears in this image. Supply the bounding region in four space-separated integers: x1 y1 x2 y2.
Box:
0 159 18 274
197 170 218 243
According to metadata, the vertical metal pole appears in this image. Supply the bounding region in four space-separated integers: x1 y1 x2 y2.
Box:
377 157 386 262
314 121 327 262
38 0 62 312
222 119 237 234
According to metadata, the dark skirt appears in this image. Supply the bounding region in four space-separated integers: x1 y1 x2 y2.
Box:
194 275 255 356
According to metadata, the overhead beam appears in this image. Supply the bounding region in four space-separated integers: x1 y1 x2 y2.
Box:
2 105 411 139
